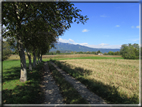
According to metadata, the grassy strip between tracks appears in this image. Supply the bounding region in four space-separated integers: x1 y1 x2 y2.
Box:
48 61 89 104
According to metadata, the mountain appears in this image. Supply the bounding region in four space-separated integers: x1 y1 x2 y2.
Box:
50 42 120 53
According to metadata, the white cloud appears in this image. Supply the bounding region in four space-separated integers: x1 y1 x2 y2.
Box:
131 26 134 28
58 38 121 49
99 43 109 46
115 25 120 27
136 26 140 28
86 44 121 49
58 38 75 44
82 29 89 32
79 43 88 46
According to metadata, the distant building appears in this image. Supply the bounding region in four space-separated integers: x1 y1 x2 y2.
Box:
98 53 103 55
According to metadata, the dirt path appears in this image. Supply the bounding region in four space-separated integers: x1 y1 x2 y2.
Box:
50 61 107 104
41 62 64 104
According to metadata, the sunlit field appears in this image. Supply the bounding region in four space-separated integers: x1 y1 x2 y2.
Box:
56 59 139 103
8 54 123 61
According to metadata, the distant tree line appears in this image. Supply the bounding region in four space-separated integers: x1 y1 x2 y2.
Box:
2 41 12 61
46 43 140 59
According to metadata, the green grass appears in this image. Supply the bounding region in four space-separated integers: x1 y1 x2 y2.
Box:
48 62 89 104
3 60 45 104
51 59 139 104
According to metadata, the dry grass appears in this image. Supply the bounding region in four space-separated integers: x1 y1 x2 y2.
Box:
42 54 121 58
8 55 28 60
59 59 139 98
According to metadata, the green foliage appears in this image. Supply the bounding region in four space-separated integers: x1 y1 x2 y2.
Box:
114 51 120 55
3 41 12 61
56 50 60 54
104 52 108 55
120 43 139 59
2 2 89 81
108 51 114 55
97 50 101 54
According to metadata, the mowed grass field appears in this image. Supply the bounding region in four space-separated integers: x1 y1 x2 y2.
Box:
2 60 45 104
56 59 139 103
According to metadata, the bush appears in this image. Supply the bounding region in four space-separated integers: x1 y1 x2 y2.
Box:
120 43 139 59
3 41 12 61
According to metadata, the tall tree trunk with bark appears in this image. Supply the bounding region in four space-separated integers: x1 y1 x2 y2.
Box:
40 53 42 62
27 50 32 71
14 3 27 82
18 40 27 82
33 50 36 68
38 50 40 64
38 56 40 64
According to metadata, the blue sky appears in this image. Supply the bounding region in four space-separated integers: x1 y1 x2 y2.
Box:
58 3 140 49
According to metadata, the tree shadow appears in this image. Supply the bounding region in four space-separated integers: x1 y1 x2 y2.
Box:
3 63 30 83
2 62 45 104
52 60 139 104
48 62 89 104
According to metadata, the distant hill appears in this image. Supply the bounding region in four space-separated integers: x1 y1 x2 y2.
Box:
50 42 120 53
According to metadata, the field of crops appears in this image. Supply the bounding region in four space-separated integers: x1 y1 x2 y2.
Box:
58 59 139 101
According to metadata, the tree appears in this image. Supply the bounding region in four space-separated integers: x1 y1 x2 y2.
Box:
92 51 97 54
120 43 139 59
114 51 120 55
56 50 60 54
104 52 108 55
108 51 114 55
97 50 101 54
2 41 12 61
2 2 88 82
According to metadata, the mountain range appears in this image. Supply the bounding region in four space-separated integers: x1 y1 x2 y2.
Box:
50 42 120 53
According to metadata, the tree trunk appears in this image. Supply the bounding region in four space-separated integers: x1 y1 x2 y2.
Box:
33 51 36 68
40 54 42 62
27 50 32 71
18 41 27 82
38 50 40 64
38 56 40 64
15 4 27 82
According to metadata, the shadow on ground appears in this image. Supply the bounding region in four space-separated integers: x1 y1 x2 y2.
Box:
48 62 89 104
52 60 139 104
2 62 45 104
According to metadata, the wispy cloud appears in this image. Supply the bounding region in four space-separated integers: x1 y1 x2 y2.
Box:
82 29 89 32
100 14 107 17
115 25 120 27
87 44 121 49
127 38 139 42
136 26 140 28
132 38 139 41
131 26 134 28
58 38 121 49
99 43 109 46
133 39 139 41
